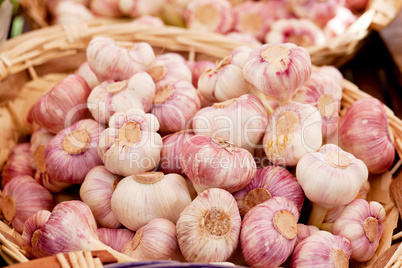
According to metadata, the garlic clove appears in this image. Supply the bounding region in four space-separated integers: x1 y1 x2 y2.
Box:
176 188 241 263
98 228 135 252
90 0 123 18
2 143 35 187
118 0 166 17
76 62 100 89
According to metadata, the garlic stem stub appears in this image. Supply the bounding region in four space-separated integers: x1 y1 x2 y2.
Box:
180 135 257 193
333 199 385 262
98 228 135 252
240 196 300 268
45 119 105 184
176 188 241 263
338 97 395 174
232 166 305 216
111 172 192 231
2 143 35 187
243 43 312 103
263 102 322 167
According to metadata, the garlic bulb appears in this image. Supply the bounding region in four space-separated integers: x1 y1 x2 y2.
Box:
2 175 54 233
21 210 51 258
98 228 135 252
87 72 156 124
30 128 55 170
90 0 123 17
316 65 344 88
131 15 165 26
180 135 256 193
156 52 187 64
176 188 241 262
296 224 319 246
45 119 105 184
193 94 268 153
233 166 305 216
263 102 322 167
87 36 155 82
184 0 234 34
80 166 121 228
289 0 344 27
152 81 201 133
29 74 91 134
339 97 395 174
291 231 352 267
243 43 312 103
325 7 356 39
292 72 342 139
111 172 192 231
119 0 166 17
346 0 368 13
159 130 195 174
296 144 368 227
2 143 35 187
333 199 385 262
122 218 181 261
265 19 326 47
225 32 262 46
76 62 100 89
98 109 162 176
186 60 216 88
45 0 90 14
198 46 252 102
241 196 300 268
53 1 95 24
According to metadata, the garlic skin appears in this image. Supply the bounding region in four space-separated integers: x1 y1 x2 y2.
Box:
265 19 326 47
241 196 300 268
2 143 35 187
90 0 123 18
198 46 252 102
30 128 55 170
53 1 95 24
80 166 121 228
233 166 305 216
98 109 162 176
98 228 135 252
45 119 105 184
316 65 344 88
292 72 342 139
296 224 319 246
193 94 268 153
76 62 100 89
87 36 155 82
176 188 241 263
243 43 312 103
131 15 165 27
291 231 352 267
152 81 201 133
324 7 356 39
263 102 322 167
111 172 192 231
29 74 91 134
180 135 257 193
122 218 181 261
333 199 385 262
21 210 51 258
186 60 216 88
339 97 395 174
159 130 195 174
87 72 156 124
2 175 54 233
119 0 166 17
225 32 262 46
289 0 344 27
184 0 234 34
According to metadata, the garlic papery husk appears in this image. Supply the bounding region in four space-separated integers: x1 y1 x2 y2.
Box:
98 228 135 252
131 15 165 27
176 188 241 262
240 196 300 268
118 0 166 17
296 144 368 227
159 130 195 174
296 224 319 246
98 109 162 176
193 94 268 153
29 74 91 134
186 60 216 88
76 62 100 89
21 201 134 261
87 36 155 82
232 166 305 217
2 143 35 187
180 135 257 193
265 18 326 47
243 43 312 103
324 7 356 39
184 0 234 34
289 0 344 27
292 72 342 139
316 65 344 88
79 166 121 228
87 72 156 124
152 81 201 133
332 199 385 262
263 102 322 167
53 1 95 24
338 97 395 174
2 175 54 233
90 0 123 17
122 218 181 261
21 210 51 258
45 119 105 184
225 32 262 46
111 172 192 231
198 46 252 102
290 231 352 267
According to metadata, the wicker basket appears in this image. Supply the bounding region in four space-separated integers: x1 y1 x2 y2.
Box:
0 22 402 267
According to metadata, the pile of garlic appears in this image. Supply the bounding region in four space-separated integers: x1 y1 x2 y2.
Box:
1 36 396 267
